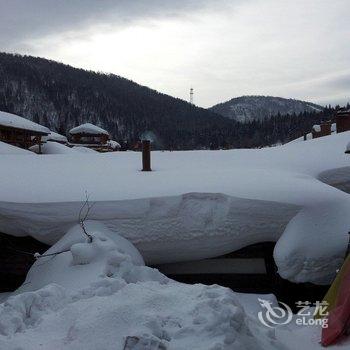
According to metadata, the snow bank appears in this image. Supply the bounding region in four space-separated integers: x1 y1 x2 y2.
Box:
0 223 285 350
30 142 78 155
72 146 99 154
0 141 34 155
69 123 109 135
1 132 350 284
0 111 50 134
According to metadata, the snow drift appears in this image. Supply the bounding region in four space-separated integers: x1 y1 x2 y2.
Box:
0 132 350 284
0 222 287 350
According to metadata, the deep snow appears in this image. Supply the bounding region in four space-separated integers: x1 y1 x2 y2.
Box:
1 133 350 349
0 141 33 155
0 222 338 350
1 132 350 284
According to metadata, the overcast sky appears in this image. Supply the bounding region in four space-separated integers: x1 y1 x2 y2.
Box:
0 0 349 107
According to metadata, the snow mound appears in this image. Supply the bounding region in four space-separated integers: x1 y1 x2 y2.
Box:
107 139 121 149
45 131 68 143
72 146 99 154
69 123 109 136
0 223 285 350
30 142 78 154
0 141 34 155
0 111 50 134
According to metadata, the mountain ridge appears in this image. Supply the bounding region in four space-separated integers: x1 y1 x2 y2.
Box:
0 52 335 149
0 52 241 149
209 95 324 123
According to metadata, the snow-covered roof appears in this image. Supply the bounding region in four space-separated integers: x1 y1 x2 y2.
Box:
1 131 350 286
0 111 50 134
69 123 109 136
312 124 321 132
107 140 121 149
337 108 350 114
46 131 68 143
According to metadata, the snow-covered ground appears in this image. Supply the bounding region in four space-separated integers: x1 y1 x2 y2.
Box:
1 131 350 284
0 141 33 155
1 222 345 350
1 132 350 349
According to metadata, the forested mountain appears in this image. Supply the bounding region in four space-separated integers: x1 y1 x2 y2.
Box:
0 52 345 149
210 95 324 123
0 52 240 149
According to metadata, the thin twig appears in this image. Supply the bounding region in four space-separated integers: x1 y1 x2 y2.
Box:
78 191 95 243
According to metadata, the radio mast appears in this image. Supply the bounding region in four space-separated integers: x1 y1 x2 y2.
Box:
190 87 194 105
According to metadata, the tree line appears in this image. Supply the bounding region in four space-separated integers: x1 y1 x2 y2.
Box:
0 52 347 150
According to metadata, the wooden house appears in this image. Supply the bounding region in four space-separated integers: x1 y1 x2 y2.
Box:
336 108 350 133
0 111 50 153
69 123 112 152
312 121 332 139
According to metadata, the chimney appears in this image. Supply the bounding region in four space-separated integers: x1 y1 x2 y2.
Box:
142 140 152 171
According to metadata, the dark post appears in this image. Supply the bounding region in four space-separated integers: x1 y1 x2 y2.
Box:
142 140 151 171
38 136 42 154
303 133 307 141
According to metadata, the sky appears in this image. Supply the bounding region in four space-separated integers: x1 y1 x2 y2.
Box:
0 0 349 108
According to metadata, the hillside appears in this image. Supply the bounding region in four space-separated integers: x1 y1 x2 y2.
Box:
0 53 334 149
0 52 240 150
210 95 324 123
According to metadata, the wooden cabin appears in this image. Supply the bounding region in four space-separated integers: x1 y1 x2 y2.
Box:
336 108 350 133
69 123 112 152
312 121 332 139
0 111 50 153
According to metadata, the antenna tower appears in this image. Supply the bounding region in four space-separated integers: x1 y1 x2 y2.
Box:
190 87 194 105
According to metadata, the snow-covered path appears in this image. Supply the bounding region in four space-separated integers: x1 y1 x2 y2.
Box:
1 132 350 283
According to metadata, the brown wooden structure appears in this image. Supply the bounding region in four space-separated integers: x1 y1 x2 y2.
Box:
69 123 113 152
0 124 48 153
312 121 332 139
336 109 350 133
0 111 50 153
142 140 152 171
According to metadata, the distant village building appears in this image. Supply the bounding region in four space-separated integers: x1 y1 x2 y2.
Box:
335 108 350 133
311 122 332 139
69 123 113 152
0 111 50 153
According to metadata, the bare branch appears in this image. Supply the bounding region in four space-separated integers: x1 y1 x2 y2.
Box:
78 191 95 243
